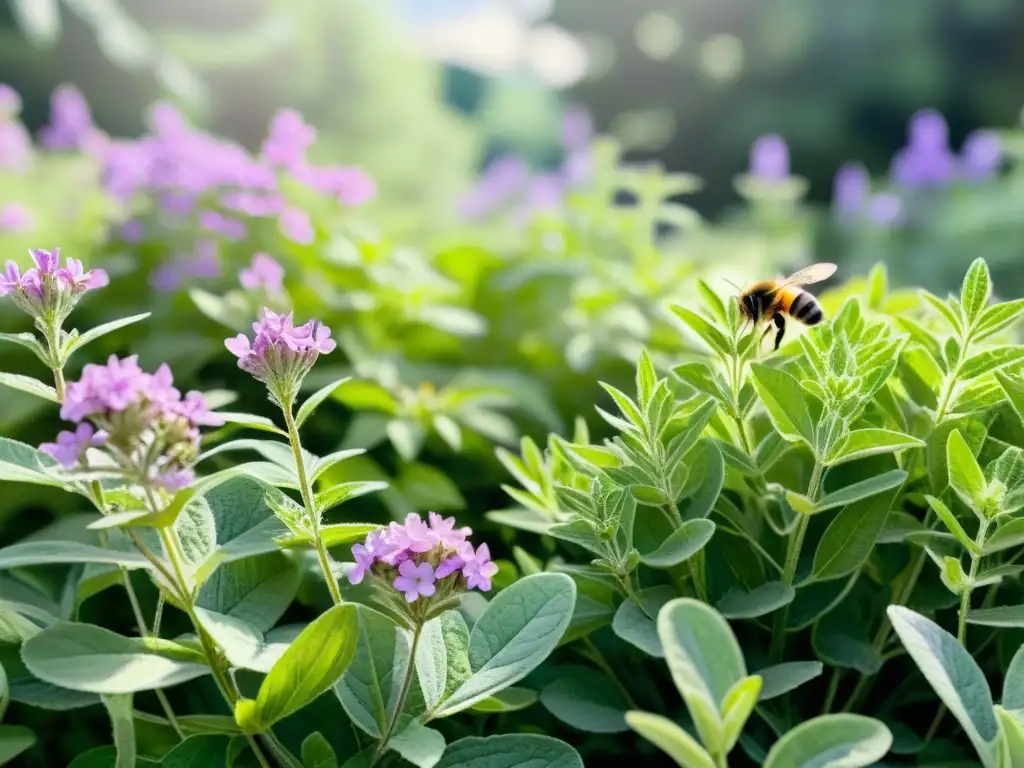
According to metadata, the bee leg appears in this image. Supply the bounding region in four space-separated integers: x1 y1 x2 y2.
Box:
773 313 786 351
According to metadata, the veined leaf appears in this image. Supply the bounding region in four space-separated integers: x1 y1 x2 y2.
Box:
965 605 1024 628
670 305 731 358
812 482 904 581
826 429 924 466
959 347 1024 381
540 666 628 733
716 582 794 619
960 257 991 326
813 470 907 514
625 711 715 768
433 735 583 768
639 519 715 569
947 429 986 514
750 364 815 449
756 662 823 701
296 377 351 429
0 373 57 403
63 313 151 359
888 606 997 766
925 495 979 556
763 714 893 768
314 481 388 513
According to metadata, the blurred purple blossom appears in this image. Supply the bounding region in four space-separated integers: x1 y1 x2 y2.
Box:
0 85 21 117
891 109 958 188
261 109 316 169
39 85 100 152
239 253 284 293
866 192 905 227
0 121 31 174
749 134 790 181
150 240 221 292
278 207 314 244
198 209 247 241
961 130 1002 180
0 202 33 232
221 191 285 218
119 220 145 243
832 162 870 217
562 105 593 152
458 156 530 220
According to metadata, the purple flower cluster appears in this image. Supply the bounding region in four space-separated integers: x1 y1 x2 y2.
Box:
39 85 104 153
748 134 791 182
150 240 221 292
459 105 593 223
348 513 497 604
0 248 108 323
43 355 222 489
225 308 335 401
0 83 30 175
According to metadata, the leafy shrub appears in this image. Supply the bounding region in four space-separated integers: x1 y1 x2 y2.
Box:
4 84 1024 768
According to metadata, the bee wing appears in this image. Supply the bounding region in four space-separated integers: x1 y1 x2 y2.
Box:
776 262 838 290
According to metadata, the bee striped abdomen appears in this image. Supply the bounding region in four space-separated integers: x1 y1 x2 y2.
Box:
784 289 824 325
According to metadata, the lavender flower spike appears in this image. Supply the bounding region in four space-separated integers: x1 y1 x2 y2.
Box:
225 308 335 405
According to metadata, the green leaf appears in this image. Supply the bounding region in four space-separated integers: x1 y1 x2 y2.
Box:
750 364 815 448
0 725 36 766
813 470 907 514
161 735 230 767
0 438 63 487
985 518 1024 555
335 605 411 738
434 735 583 768
1004 644 1024 710
193 608 295 674
334 379 399 414
599 383 646 429
301 732 338 768
636 348 657 407
640 520 715 568
625 711 715 768
948 429 987 513
0 331 46 361
64 313 151 359
196 552 300 632
977 299 1024 340
215 412 286 436
236 603 358 732
0 541 153 571
296 377 351 429
925 495 979 555
826 429 924 466
756 662 823 701
670 305 731 358
996 371 1024 428
540 666 628 733
22 622 208 694
314 481 388 514
310 449 367 483
961 257 991 325
389 717 446 768
762 714 893 768
0 372 57 402
659 598 745 755
959 347 1024 381
720 675 762 753
716 582 795 619
467 687 537 714
812 482 903 581
387 419 426 461
888 606 997 765
433 573 575 717
995 706 1024 768
101 693 136 768
966 605 1024 627
612 586 675 658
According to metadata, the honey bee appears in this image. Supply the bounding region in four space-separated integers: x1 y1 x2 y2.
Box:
736 262 838 350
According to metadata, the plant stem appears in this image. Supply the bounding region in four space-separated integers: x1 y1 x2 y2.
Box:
376 623 423 760
958 518 989 646
769 460 822 662
89 481 184 738
282 402 343 605
822 667 841 714
668 500 707 602
153 506 279 768
41 322 65 400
